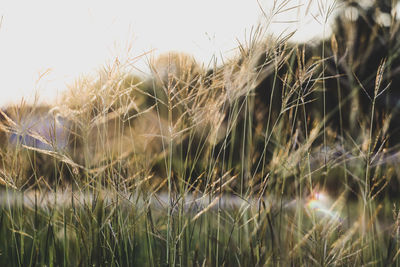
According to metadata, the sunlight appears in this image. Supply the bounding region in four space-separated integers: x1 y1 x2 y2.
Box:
306 191 342 221
0 0 337 107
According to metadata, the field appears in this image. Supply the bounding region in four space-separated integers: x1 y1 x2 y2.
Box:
1 1 400 266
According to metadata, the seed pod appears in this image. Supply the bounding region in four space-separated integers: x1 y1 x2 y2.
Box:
331 34 338 64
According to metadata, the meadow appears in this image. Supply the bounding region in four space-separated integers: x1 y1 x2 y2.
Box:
1 0 400 266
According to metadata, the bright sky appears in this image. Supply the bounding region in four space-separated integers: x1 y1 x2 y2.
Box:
0 0 338 107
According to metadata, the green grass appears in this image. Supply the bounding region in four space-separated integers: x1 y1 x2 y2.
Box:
1 1 400 266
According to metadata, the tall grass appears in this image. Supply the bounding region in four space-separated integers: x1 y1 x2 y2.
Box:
1 0 400 266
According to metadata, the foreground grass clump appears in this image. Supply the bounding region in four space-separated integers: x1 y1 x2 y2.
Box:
0 189 382 266
2 0 400 266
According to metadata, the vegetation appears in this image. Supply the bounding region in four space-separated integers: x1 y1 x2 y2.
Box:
1 0 400 266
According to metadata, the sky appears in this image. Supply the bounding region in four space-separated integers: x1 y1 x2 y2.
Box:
0 0 339 107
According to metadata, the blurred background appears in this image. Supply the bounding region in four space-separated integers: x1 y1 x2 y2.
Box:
0 0 343 107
